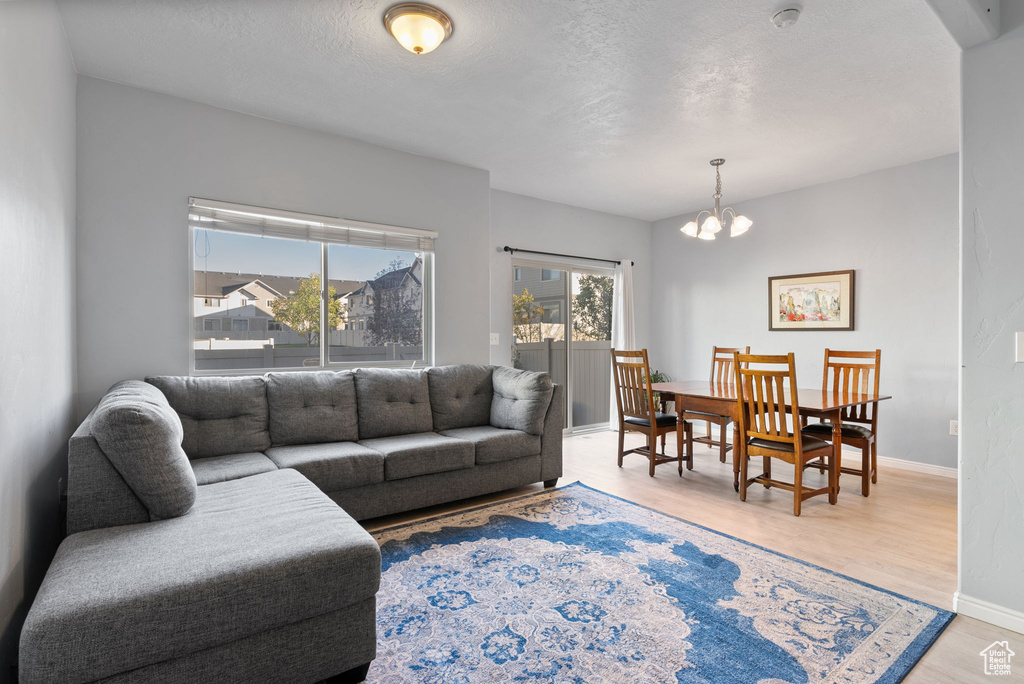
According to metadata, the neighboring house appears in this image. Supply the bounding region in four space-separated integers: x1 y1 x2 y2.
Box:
343 258 423 337
194 271 361 341
513 265 566 342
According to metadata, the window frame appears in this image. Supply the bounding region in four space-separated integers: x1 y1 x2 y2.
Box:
189 200 434 376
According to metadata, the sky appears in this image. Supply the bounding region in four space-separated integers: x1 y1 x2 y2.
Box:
193 229 417 281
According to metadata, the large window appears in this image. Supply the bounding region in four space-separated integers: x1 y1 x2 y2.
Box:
190 198 434 373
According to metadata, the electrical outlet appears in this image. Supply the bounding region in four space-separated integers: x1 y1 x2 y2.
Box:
949 420 959 436
1017 332 1024 363
489 333 500 346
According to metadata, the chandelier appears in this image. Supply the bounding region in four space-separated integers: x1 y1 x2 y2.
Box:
680 159 752 240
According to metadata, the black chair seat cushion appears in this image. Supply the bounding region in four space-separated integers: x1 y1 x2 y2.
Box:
802 422 873 440
624 412 677 429
748 435 831 453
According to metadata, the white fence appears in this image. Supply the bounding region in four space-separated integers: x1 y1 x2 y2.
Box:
514 339 611 428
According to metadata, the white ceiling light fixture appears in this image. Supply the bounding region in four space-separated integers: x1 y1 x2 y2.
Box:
680 159 753 241
383 3 453 55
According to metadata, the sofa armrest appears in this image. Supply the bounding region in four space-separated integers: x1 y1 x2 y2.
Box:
66 408 150 535
540 384 564 483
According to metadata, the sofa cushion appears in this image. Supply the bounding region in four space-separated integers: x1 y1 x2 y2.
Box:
266 370 359 445
490 366 554 436
18 469 381 684
353 368 432 439
359 432 474 480
438 426 541 465
190 452 277 485
266 442 384 491
91 381 197 520
146 375 271 458
427 364 494 431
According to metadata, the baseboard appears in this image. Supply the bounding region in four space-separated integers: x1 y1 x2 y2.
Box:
874 454 957 479
955 592 1024 634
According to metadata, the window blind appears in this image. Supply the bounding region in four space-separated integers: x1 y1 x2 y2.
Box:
188 197 437 252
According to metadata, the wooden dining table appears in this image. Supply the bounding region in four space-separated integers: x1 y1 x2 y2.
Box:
652 381 892 494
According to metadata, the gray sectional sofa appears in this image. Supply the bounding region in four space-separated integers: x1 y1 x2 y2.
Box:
19 364 562 684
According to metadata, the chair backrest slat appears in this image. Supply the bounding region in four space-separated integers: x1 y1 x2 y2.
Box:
611 348 657 424
734 353 801 448
710 346 750 385
822 349 881 425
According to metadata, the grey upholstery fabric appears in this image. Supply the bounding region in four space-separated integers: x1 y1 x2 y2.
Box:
332 455 542 521
802 421 874 439
67 410 150 535
439 426 540 465
427 364 494 431
19 470 380 684
79 598 377 684
540 384 565 484
265 442 384 491
146 375 271 458
190 452 278 485
266 370 359 445
91 381 197 520
354 368 432 439
359 432 474 480
490 366 554 436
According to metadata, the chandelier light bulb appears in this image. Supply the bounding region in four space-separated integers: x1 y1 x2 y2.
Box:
680 221 699 237
701 214 722 235
697 228 717 240
730 215 752 237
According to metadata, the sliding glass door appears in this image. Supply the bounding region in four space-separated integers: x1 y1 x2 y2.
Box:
512 261 614 431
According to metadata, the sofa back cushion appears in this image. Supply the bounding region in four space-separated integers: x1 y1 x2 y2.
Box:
91 381 197 520
146 375 271 458
427 364 494 431
490 366 554 436
266 371 359 445
354 368 432 439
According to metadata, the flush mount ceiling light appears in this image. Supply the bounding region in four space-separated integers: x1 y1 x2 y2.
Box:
383 3 453 55
680 159 753 241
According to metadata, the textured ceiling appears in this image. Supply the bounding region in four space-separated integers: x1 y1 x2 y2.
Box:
56 0 960 221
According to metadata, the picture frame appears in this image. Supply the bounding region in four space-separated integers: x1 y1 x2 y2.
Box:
768 270 854 331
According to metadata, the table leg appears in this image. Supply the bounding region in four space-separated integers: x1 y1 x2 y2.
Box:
830 415 842 504
733 420 741 492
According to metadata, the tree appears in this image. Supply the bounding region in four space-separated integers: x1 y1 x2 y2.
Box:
572 274 613 341
365 259 422 347
512 289 545 343
269 272 343 346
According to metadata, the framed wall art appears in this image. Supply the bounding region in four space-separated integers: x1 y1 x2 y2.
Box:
769 270 854 331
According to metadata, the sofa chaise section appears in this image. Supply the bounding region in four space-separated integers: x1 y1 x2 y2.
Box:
21 470 379 684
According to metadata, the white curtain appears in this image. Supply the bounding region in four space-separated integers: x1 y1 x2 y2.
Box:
610 260 636 425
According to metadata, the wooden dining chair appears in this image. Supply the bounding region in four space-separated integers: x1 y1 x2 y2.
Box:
611 349 692 477
682 346 749 463
733 353 837 516
801 349 882 497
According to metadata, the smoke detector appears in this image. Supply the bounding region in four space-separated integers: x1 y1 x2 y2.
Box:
772 7 801 28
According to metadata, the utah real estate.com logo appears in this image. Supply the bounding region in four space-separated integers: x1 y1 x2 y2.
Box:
980 641 1015 676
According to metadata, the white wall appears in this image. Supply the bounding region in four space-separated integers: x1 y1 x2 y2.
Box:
0 1 77 676
650 154 959 469
76 77 491 418
958 2 1024 632
488 190 653 367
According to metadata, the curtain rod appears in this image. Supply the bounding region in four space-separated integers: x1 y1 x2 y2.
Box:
502 246 633 266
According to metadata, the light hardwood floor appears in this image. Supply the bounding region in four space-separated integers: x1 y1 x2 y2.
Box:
365 430 1023 683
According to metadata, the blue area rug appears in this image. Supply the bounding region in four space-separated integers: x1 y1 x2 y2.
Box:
370 483 953 683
